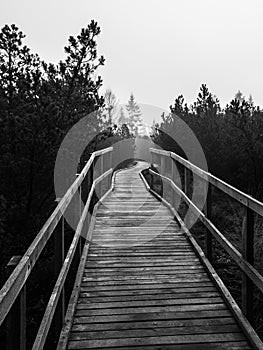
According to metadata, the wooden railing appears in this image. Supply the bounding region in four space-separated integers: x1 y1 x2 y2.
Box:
141 147 263 350
0 146 113 350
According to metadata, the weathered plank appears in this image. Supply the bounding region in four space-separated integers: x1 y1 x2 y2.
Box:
72 309 233 324
71 316 235 332
67 333 246 349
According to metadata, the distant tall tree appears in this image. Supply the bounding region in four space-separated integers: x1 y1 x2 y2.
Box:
248 94 254 106
126 93 142 136
117 106 128 125
193 84 220 117
104 89 117 126
235 90 245 103
170 95 189 118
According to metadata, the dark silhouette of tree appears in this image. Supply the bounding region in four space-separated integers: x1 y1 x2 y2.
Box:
120 123 131 139
0 21 105 290
151 83 263 197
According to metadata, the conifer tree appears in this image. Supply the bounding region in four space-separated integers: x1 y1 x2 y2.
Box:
125 93 142 136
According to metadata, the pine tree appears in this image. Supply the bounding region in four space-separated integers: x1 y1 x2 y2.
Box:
0 22 105 275
235 90 245 103
248 94 254 107
125 93 142 136
193 84 220 117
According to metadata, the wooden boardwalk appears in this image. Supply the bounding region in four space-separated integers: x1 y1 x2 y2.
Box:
62 162 253 349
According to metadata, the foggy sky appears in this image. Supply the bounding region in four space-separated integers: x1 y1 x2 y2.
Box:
1 0 263 111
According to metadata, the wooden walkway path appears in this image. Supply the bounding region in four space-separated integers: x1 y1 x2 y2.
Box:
61 162 253 349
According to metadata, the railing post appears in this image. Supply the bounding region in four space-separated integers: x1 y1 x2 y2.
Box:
6 256 26 350
109 149 113 169
79 182 82 218
148 166 154 190
184 167 191 197
242 207 254 323
89 156 95 209
100 154 104 199
204 182 212 261
74 174 83 259
171 158 176 208
160 155 165 175
150 150 153 165
109 150 113 190
54 199 65 340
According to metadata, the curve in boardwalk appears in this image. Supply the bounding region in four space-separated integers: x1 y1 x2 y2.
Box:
62 162 253 349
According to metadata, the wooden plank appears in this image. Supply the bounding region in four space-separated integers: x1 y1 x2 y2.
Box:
90 237 190 242
70 342 252 350
83 266 205 274
87 256 197 261
73 309 233 324
75 303 227 316
85 262 204 269
82 275 210 284
69 324 240 340
88 250 194 255
71 316 236 331
89 242 192 247
78 290 219 301
89 246 193 250
77 297 223 309
87 253 197 258
67 332 246 349
85 261 200 267
79 285 217 296
80 281 215 292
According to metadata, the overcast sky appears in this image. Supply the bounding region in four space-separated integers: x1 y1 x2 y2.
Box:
1 0 263 112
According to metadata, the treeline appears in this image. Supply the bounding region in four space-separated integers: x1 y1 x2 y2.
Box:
153 84 263 199
0 22 132 288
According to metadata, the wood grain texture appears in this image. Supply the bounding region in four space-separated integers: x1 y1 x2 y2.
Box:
60 161 253 350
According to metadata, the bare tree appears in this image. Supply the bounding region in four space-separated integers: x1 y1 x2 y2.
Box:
104 89 118 126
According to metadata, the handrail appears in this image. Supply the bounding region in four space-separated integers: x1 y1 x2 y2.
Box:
148 169 263 295
142 169 263 350
150 147 263 216
147 147 263 348
32 168 113 350
56 171 116 350
0 146 113 347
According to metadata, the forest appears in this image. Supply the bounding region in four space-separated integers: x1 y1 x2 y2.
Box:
1 20 263 346
154 85 263 199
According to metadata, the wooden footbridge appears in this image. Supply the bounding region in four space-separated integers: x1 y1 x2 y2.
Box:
1 147 263 349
